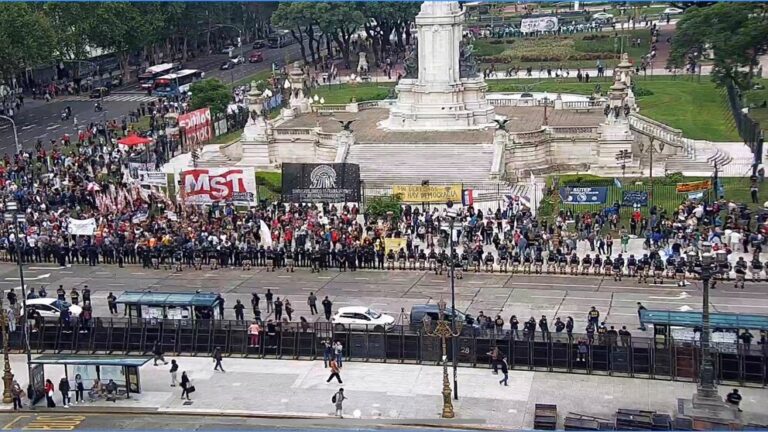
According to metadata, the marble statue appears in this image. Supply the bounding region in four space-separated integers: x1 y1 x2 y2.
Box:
357 51 369 74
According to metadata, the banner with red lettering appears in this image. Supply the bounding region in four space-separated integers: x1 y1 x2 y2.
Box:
178 167 257 206
178 108 212 148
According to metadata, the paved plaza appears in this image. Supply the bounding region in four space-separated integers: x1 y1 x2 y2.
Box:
1 355 766 429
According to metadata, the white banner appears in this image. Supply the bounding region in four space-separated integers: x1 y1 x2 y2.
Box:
520 16 559 33
138 171 167 187
178 167 257 206
67 218 97 236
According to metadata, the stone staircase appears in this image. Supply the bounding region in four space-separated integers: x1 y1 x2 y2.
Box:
346 142 496 187
195 146 233 167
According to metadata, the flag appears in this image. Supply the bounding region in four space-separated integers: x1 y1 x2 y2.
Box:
614 177 622 188
530 171 536 185
462 189 474 206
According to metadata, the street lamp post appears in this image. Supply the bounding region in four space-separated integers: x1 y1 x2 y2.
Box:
4 201 33 402
686 246 728 402
422 299 462 418
445 200 459 401
0 115 20 154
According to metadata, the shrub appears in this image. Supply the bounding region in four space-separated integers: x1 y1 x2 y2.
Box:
633 86 654 97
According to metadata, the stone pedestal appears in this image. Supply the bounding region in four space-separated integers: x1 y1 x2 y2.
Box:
593 120 636 174
383 1 495 131
240 116 272 167
677 394 740 426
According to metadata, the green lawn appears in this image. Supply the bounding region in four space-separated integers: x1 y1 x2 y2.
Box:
311 83 393 105
303 76 739 142
255 170 282 201
231 70 273 89
210 128 242 145
744 78 768 132
475 29 649 70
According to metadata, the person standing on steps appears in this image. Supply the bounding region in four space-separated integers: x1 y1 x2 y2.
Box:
213 347 225 372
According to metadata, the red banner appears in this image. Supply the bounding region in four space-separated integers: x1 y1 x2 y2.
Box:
179 108 212 148
179 167 257 205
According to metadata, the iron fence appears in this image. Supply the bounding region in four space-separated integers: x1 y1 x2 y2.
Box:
4 319 766 387
726 79 764 169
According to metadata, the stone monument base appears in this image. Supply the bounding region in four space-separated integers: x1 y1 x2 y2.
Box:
677 395 740 427
383 77 495 131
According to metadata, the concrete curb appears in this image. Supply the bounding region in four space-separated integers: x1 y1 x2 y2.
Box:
19 406 499 430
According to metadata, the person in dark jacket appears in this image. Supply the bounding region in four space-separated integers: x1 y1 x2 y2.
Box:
153 341 168 366
180 372 192 400
59 377 71 407
213 347 225 372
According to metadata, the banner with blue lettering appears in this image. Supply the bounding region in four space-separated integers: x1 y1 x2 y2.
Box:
559 187 608 205
622 190 649 207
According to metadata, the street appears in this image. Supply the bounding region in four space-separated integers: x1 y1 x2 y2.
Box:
1 258 767 333
0 43 304 154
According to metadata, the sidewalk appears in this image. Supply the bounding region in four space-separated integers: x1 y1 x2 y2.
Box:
5 354 767 428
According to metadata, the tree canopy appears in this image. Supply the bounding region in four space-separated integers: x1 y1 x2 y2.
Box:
189 78 231 116
669 3 768 90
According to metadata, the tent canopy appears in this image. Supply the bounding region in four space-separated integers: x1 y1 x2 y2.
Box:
118 134 152 147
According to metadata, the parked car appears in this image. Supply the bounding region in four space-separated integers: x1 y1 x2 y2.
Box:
592 12 614 21
252 40 266 49
249 52 264 63
331 306 395 331
409 304 468 327
23 298 82 319
89 87 110 99
663 7 684 15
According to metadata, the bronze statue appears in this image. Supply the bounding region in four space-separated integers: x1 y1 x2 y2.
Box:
332 118 356 132
459 40 478 79
404 44 418 79
493 118 510 131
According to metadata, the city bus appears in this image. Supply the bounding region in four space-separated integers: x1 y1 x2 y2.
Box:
267 30 294 48
152 69 204 98
138 63 179 90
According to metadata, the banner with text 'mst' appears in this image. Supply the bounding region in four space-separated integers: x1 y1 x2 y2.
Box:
178 108 212 148
392 185 462 203
179 167 257 206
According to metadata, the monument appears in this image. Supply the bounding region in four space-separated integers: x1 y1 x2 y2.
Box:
383 1 496 131
239 81 272 167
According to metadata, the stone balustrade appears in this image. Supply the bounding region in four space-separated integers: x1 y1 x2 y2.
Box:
548 126 598 137
273 128 314 138
514 129 548 142
560 100 604 110
311 103 348 113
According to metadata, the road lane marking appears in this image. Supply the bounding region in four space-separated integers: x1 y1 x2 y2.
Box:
3 415 30 430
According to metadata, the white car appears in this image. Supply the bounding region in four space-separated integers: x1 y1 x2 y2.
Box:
332 307 396 331
663 7 684 15
231 55 245 65
592 12 614 21
222 45 235 55
23 298 82 318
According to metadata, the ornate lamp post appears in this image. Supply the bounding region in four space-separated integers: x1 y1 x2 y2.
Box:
423 299 462 419
0 288 11 404
444 200 459 401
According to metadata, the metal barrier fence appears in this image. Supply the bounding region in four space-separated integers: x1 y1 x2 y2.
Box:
726 79 764 169
4 319 766 387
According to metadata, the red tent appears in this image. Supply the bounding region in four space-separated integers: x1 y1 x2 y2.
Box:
118 134 152 147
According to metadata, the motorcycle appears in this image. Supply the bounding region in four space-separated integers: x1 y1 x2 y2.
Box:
94 103 103 112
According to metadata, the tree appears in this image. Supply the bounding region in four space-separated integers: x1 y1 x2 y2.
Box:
669 3 768 90
189 78 231 116
0 4 56 81
317 4 365 69
271 3 317 64
359 3 419 64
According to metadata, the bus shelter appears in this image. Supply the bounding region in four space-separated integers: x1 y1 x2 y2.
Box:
640 309 768 345
116 291 222 320
28 355 151 402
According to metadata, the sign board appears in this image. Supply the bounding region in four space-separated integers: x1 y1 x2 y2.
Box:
281 163 361 202
392 185 462 203
676 180 711 193
622 190 649 207
30 364 45 404
137 170 167 187
178 108 212 148
67 218 97 236
179 167 257 206
520 16 559 33
384 237 408 252
559 187 608 205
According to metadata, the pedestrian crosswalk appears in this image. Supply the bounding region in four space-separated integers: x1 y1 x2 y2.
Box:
56 94 157 103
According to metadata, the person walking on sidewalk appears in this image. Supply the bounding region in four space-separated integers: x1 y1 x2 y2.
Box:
326 358 343 384
332 388 347 418
11 380 23 410
322 296 333 321
153 341 168 366
45 379 55 407
213 347 225 372
170 360 179 387
637 302 647 331
180 371 192 400
308 292 318 315
74 374 84 404
498 357 509 386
